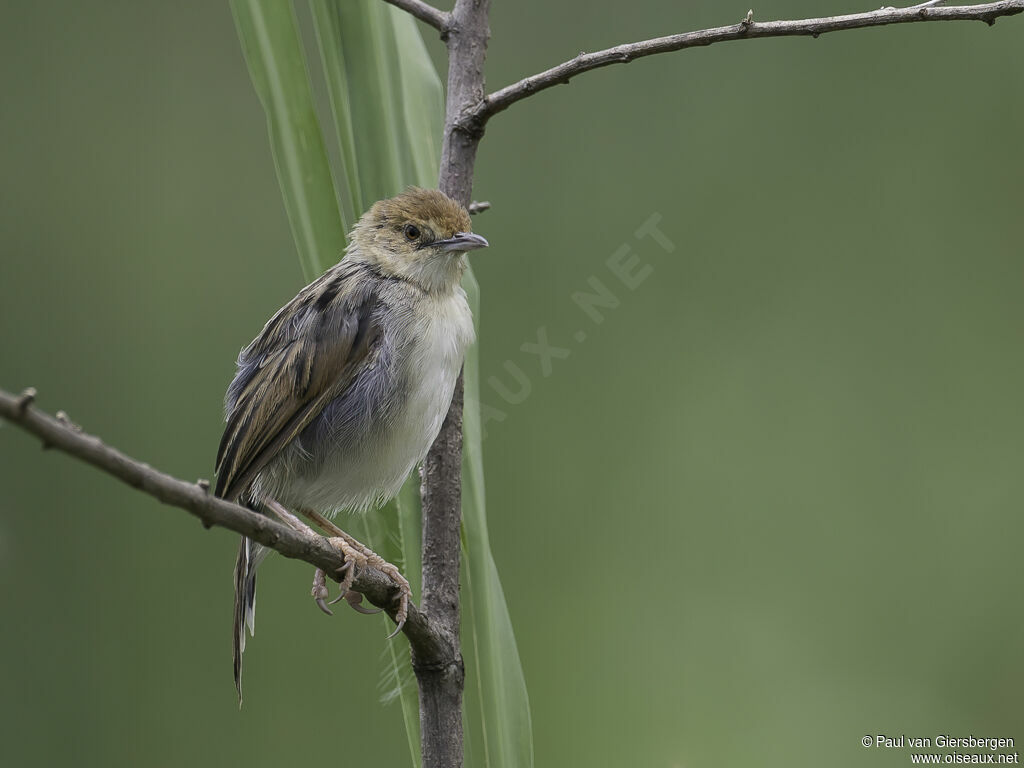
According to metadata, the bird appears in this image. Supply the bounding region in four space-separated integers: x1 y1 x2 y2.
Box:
214 187 488 701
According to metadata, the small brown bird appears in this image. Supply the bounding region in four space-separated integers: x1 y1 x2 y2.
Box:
215 187 487 700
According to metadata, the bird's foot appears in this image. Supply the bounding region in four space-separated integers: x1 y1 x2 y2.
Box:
312 567 361 616
311 533 370 615
301 510 411 638
310 532 409 636
312 568 380 615
360 551 410 639
264 497 401 625
340 589 382 615
328 533 410 638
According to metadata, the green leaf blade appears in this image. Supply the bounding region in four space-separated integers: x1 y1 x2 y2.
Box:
462 269 535 768
230 0 346 279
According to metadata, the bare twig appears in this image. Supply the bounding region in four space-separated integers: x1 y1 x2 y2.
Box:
468 200 491 215
463 0 1024 129
0 387 449 659
381 0 450 34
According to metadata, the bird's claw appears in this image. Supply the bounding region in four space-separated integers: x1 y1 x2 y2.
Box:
378 566 410 640
312 568 334 616
343 590 382 615
386 614 406 640
315 596 333 616
335 559 356 596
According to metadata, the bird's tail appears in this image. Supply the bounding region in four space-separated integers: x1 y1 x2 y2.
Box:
232 535 262 705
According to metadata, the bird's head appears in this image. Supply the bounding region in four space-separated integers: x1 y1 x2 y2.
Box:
350 187 488 293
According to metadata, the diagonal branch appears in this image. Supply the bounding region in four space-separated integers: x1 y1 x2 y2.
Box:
0 387 449 661
381 0 450 34
463 0 1024 130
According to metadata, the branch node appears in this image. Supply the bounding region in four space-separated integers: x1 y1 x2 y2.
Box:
197 478 211 493
16 387 37 414
742 9 754 26
467 201 491 215
439 15 454 42
55 410 82 432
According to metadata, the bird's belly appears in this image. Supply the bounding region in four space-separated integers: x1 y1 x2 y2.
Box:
300 363 458 513
269 291 473 515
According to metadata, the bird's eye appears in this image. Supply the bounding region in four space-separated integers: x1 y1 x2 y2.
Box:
404 224 421 241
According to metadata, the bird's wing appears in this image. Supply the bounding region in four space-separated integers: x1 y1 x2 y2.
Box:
214 263 381 502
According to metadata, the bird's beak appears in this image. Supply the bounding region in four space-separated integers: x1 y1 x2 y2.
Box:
437 232 489 252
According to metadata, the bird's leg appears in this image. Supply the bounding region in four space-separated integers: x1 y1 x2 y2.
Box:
262 498 360 616
262 497 311 532
301 507 411 638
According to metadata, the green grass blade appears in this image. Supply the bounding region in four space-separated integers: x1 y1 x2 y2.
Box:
326 1 407 201
230 0 346 279
462 270 535 768
390 13 443 187
358 494 421 766
308 0 362 232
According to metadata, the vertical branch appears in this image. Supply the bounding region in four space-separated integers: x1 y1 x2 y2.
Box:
417 380 467 765
417 1 490 767
437 0 490 204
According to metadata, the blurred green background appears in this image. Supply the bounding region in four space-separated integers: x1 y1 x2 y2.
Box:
1 2 1021 766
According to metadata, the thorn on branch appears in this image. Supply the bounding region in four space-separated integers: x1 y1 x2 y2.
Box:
16 387 37 415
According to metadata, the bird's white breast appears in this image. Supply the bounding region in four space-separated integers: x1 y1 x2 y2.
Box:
399 288 476 466
280 287 475 515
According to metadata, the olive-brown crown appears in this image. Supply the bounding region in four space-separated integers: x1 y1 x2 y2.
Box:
370 187 472 238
